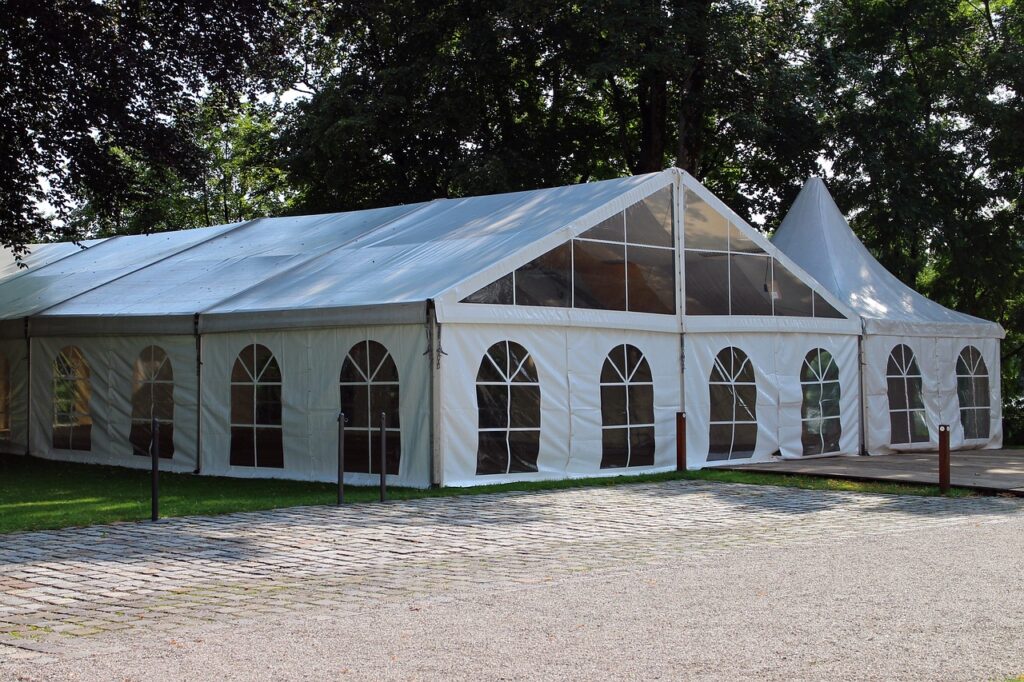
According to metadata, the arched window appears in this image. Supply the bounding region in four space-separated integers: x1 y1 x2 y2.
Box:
340 341 401 475
130 346 174 458
0 353 9 442
230 344 283 468
708 347 757 461
886 344 928 444
476 341 541 475
600 344 655 468
53 346 91 451
957 346 990 440
800 349 842 456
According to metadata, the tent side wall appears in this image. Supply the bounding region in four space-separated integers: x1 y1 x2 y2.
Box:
863 334 1002 454
29 335 200 472
198 324 432 487
0 337 29 455
685 331 861 468
437 322 681 486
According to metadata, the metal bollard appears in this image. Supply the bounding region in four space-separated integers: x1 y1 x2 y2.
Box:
938 424 950 494
151 416 160 522
337 412 345 505
379 412 387 502
676 412 687 471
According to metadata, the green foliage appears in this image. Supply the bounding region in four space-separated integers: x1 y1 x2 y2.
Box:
70 101 298 235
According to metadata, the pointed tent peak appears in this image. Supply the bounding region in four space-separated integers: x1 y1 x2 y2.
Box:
772 177 1004 339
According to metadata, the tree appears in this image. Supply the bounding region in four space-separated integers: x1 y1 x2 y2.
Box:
0 0 295 257
281 0 822 224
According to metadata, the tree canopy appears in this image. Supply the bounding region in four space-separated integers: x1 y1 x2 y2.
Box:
2 0 1024 404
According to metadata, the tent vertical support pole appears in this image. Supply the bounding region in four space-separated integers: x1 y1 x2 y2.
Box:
858 327 868 456
428 302 443 488
194 313 202 474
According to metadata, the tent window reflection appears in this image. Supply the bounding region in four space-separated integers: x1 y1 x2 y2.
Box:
230 343 284 468
800 349 842 455
340 340 401 475
886 344 928 444
52 346 91 451
707 347 757 461
956 346 990 440
129 345 174 458
476 341 541 475
600 344 655 468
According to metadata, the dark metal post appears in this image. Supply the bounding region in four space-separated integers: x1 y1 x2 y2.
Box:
337 412 345 505
938 424 950 494
150 416 160 521
676 412 687 471
379 412 387 502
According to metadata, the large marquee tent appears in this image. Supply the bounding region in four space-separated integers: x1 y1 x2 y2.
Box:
0 168 997 487
772 178 1003 453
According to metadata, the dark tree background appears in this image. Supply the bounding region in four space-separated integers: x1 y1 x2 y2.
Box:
2 0 1024 425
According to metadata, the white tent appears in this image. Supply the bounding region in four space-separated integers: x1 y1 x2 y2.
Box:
0 169 869 486
772 178 1003 453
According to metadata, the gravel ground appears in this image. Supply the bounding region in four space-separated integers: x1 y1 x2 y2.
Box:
6 513 1023 681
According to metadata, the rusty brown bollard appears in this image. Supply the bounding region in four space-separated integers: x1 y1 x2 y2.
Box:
938 424 950 494
676 412 686 471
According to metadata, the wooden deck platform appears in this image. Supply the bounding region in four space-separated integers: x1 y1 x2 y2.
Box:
724 449 1024 494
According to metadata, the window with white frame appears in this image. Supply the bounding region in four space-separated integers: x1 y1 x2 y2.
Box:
476 341 541 475
956 346 990 440
230 344 283 468
53 346 92 451
800 348 842 456
462 186 676 315
600 344 655 468
708 347 757 461
886 344 928 444
130 345 174 458
340 340 401 474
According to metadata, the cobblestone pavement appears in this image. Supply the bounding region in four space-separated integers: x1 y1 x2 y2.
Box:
0 480 1022 672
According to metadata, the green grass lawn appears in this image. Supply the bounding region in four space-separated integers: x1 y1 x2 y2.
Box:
0 453 975 535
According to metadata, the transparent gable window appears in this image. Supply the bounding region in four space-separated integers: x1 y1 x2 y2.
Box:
52 346 91 451
230 344 284 468
800 349 842 456
130 345 174 458
461 186 676 314
340 340 401 475
956 346 990 440
476 341 541 475
600 344 655 468
707 347 757 461
683 189 843 319
0 353 9 442
886 344 928 444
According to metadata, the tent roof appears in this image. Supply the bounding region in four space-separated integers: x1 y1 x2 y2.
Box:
771 178 1003 339
2 173 661 334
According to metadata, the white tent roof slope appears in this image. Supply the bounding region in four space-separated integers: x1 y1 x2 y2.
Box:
772 178 1003 339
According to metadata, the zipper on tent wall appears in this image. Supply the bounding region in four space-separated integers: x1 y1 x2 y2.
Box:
193 313 202 474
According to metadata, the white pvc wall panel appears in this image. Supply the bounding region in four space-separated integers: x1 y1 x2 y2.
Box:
438 323 681 486
0 338 28 454
199 325 431 487
685 332 861 467
29 336 199 471
863 334 1002 453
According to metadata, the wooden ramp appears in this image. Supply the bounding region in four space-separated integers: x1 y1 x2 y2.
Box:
724 449 1024 495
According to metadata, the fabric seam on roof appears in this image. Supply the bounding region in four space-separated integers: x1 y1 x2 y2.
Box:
198 202 439 315
29 218 265 319
814 181 843 296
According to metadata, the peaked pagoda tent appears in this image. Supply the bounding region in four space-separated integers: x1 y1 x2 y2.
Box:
0 169 862 486
772 178 1003 454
